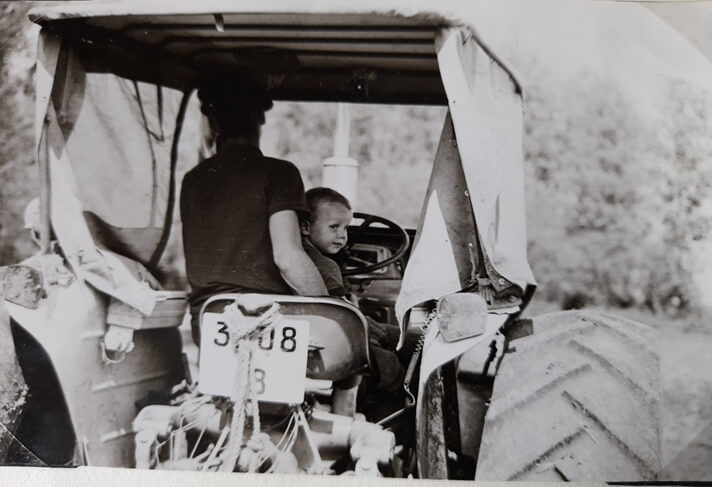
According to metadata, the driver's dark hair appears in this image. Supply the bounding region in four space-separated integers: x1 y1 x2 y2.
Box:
305 187 351 222
197 72 273 137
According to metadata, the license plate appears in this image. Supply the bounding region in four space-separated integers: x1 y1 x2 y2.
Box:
198 312 309 404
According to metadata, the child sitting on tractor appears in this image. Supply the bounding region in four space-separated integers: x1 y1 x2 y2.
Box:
300 187 404 392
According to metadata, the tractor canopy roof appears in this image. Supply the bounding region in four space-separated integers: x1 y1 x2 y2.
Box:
28 0 519 105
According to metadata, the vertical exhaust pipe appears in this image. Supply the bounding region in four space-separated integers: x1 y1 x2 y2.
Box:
322 103 359 206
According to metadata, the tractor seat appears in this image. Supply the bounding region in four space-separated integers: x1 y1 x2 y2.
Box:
200 294 370 382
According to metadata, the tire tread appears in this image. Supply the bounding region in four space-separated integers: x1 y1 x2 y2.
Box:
475 310 661 481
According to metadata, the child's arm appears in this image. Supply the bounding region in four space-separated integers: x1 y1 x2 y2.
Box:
270 210 328 296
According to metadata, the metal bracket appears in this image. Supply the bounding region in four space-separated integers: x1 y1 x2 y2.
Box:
456 330 505 382
101 325 135 364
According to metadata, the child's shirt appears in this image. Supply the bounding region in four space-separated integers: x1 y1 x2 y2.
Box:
303 237 404 392
302 238 348 297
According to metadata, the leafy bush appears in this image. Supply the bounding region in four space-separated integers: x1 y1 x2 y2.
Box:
0 4 37 265
524 73 712 316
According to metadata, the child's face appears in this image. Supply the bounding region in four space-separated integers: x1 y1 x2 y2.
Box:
306 202 352 255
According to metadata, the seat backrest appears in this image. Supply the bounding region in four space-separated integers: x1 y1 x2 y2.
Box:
201 294 369 382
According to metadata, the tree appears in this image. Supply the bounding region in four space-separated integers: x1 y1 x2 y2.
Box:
0 3 37 265
523 72 712 317
0 2 34 459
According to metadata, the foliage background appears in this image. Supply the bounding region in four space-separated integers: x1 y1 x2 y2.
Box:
0 3 36 266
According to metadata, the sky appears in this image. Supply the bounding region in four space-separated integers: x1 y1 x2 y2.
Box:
467 0 712 110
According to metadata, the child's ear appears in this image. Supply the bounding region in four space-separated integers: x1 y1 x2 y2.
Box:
300 220 310 236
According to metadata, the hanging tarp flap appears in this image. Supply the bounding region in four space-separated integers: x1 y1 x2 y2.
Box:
395 112 479 325
37 35 183 313
35 30 61 154
44 101 156 314
437 28 535 289
51 44 178 232
396 28 535 324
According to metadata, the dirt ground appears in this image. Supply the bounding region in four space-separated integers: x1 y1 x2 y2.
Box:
659 327 712 480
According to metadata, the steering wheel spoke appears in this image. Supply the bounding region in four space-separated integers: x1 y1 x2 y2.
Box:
346 255 373 267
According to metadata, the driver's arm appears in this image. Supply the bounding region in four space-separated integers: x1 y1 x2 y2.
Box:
269 210 328 296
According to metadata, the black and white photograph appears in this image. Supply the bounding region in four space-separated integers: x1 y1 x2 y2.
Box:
0 0 711 483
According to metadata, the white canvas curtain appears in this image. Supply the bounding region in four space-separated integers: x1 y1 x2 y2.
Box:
35 31 182 314
396 28 536 327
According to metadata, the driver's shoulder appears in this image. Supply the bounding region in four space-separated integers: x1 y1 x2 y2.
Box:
261 155 301 174
182 153 220 182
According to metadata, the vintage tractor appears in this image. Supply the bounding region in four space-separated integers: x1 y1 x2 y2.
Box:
0 1 661 480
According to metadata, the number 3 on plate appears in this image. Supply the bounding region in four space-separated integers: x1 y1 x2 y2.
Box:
214 321 229 346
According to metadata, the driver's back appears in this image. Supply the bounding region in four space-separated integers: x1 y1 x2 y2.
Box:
181 143 307 302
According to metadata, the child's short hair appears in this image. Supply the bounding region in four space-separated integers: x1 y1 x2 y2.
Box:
305 187 351 221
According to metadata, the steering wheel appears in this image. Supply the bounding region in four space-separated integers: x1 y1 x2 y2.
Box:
341 212 410 276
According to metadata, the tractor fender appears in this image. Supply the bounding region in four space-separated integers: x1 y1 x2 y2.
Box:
0 298 28 458
4 275 184 467
415 311 508 478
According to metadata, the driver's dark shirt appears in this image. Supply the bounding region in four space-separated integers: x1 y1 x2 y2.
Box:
180 142 308 308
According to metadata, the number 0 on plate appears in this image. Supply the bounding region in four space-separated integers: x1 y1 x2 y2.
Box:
198 313 310 404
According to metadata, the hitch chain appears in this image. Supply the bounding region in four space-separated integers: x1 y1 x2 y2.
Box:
403 306 438 407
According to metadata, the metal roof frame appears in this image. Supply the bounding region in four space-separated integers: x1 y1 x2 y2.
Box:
29 2 518 105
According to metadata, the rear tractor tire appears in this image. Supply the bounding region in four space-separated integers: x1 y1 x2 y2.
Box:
475 310 661 481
